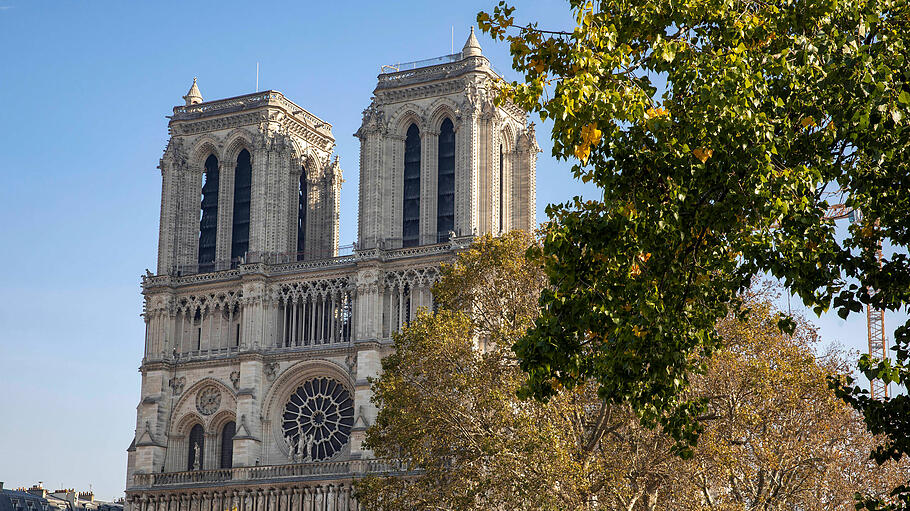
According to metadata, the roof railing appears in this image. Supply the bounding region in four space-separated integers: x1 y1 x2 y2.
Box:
381 52 462 73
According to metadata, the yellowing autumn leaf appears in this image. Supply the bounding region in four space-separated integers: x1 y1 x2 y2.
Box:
574 123 602 163
800 116 816 129
580 123 602 145
646 107 669 119
574 145 591 162
692 147 713 163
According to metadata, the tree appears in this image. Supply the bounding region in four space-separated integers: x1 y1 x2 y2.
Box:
354 233 907 510
355 232 627 510
477 0 910 506
683 290 907 509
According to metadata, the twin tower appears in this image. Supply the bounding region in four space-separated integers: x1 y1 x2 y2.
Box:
127 29 537 511
155 28 536 276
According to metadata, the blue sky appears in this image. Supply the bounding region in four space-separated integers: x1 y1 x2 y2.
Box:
0 0 895 501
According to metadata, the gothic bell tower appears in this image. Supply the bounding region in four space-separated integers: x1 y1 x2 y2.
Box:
156 81 342 275
355 28 538 250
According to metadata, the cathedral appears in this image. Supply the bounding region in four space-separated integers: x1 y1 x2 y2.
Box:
125 29 537 511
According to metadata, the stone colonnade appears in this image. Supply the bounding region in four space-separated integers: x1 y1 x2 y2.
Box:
128 484 359 511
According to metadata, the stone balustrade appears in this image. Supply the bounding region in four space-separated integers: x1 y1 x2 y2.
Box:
130 459 405 489
143 238 472 288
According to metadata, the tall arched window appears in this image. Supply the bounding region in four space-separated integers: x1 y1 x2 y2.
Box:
188 424 204 471
198 155 219 270
437 118 455 243
499 144 504 233
402 124 421 247
231 149 252 260
297 168 307 261
220 421 235 469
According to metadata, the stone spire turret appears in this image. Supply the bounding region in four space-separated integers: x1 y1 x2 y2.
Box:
462 27 483 57
183 77 203 106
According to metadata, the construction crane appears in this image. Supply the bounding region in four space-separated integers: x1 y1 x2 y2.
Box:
824 203 889 399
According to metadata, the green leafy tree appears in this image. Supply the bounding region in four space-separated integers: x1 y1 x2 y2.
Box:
477 0 910 506
355 234 907 510
355 232 627 510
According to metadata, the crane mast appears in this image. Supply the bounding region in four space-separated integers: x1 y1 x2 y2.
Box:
824 204 889 399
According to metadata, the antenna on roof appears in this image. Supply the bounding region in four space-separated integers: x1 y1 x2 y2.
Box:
451 26 454 53
256 62 260 92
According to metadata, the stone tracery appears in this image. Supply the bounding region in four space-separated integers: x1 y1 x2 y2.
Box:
274 277 354 348
281 377 354 462
195 386 221 416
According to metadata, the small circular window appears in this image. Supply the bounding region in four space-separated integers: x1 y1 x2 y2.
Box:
281 377 354 462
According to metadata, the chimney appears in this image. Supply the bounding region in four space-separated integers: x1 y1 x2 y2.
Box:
27 484 47 499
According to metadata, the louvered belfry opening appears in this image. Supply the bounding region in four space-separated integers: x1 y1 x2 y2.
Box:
198 155 219 272
437 118 455 242
220 421 235 469
499 143 504 233
297 168 307 261
187 424 204 471
402 124 421 247
231 149 252 261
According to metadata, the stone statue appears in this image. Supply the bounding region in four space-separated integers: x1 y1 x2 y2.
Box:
303 433 315 463
285 434 298 462
296 433 307 461
192 442 201 470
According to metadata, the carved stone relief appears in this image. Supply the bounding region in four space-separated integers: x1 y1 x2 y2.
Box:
265 362 280 382
169 377 186 395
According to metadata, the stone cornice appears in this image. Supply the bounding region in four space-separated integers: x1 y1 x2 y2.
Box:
374 55 496 91
141 344 361 371
170 111 262 138
374 80 464 105
142 237 471 292
169 91 335 150
171 91 332 134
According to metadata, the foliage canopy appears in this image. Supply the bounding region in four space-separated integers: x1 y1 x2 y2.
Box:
478 0 910 505
355 233 907 510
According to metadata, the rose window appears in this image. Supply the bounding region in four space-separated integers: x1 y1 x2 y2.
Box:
195 386 221 415
281 377 354 462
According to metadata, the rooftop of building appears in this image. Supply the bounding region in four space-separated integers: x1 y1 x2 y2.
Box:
0 484 121 511
169 88 334 140
168 29 495 136
374 27 502 91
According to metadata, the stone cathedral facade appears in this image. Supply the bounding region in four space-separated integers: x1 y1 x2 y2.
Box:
125 30 537 511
